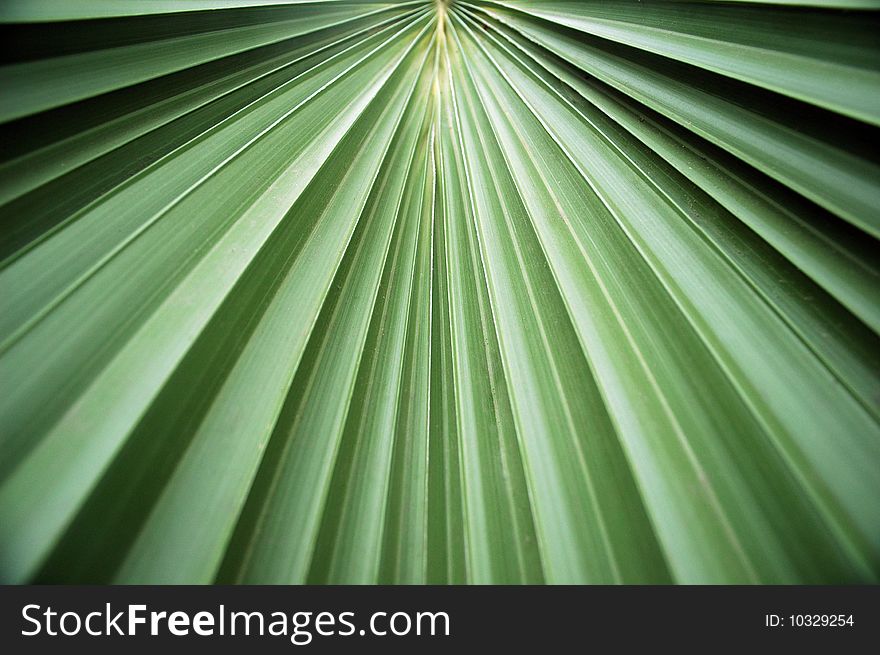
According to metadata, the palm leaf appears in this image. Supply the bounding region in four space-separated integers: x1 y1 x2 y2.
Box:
0 0 878 584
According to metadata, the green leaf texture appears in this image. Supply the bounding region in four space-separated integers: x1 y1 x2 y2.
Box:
0 0 878 584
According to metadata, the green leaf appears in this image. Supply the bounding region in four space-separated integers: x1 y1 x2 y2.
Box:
0 0 878 584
